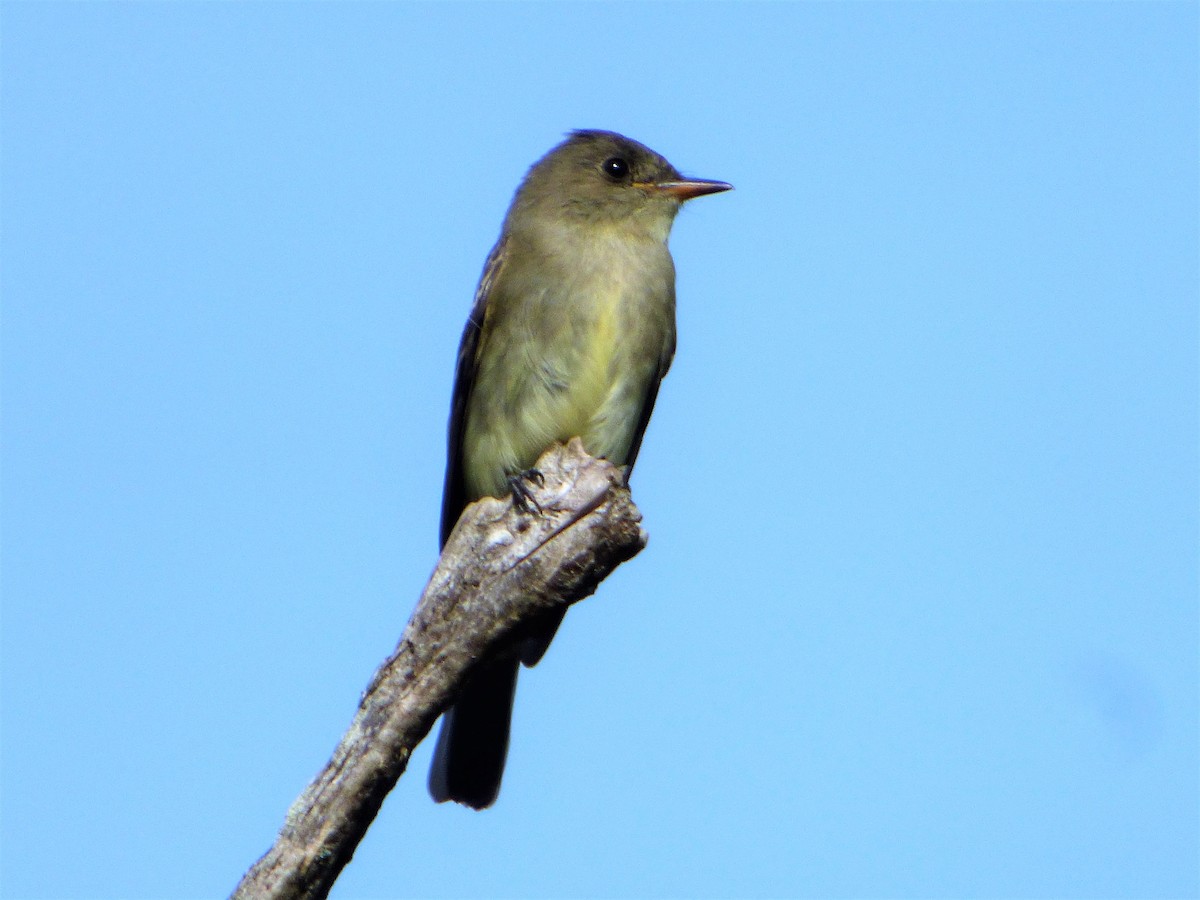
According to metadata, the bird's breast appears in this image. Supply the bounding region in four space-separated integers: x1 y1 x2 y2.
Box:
462 226 675 499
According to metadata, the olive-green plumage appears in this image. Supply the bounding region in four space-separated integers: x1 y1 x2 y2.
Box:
429 130 730 809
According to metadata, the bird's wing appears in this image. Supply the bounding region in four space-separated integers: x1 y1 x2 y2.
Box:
440 235 508 548
621 295 676 480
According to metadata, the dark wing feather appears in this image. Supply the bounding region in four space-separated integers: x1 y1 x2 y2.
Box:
431 235 524 809
621 303 676 481
440 236 507 548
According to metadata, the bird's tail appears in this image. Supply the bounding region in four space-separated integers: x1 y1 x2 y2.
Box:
428 656 520 810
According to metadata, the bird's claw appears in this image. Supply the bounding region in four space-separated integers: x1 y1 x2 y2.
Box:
508 468 544 516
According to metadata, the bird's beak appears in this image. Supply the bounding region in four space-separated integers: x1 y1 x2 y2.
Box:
639 178 733 201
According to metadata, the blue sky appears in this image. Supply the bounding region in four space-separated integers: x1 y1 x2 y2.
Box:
2 3 1196 898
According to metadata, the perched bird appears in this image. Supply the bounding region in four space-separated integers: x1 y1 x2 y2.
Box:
429 129 731 809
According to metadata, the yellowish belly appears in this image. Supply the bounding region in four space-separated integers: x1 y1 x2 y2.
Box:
463 298 662 500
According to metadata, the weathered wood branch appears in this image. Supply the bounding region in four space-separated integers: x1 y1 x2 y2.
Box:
230 439 647 900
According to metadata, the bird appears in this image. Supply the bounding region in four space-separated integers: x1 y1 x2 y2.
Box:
428 129 731 809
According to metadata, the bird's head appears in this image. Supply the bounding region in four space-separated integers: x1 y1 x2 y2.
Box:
506 130 731 241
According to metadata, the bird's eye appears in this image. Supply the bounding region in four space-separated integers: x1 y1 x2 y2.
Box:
602 157 630 180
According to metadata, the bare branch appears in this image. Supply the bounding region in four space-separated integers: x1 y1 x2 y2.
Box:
231 439 647 900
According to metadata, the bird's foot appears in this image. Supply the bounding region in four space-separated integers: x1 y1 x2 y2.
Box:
507 468 545 516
